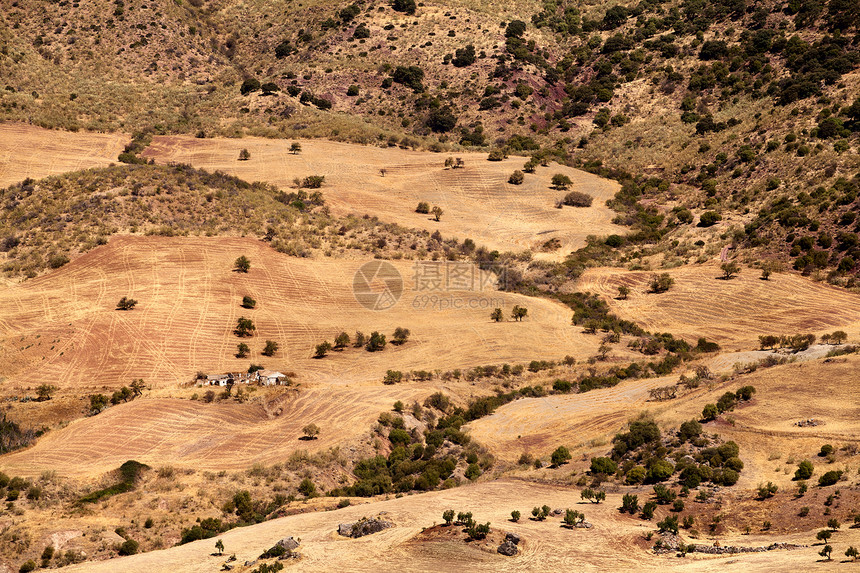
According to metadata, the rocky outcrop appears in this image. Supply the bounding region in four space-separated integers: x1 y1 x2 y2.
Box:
338 517 393 538
277 537 299 551
498 531 522 556
497 540 518 556
655 533 805 555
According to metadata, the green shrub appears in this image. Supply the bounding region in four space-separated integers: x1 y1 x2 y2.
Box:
240 78 261 95
590 457 618 475
795 460 814 480
699 211 722 227
118 539 139 556
818 470 842 487
551 446 571 466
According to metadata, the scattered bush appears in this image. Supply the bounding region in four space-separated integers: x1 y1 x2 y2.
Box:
562 191 593 207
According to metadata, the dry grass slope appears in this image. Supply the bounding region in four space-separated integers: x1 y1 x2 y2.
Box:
0 235 597 391
0 385 426 478
577 263 860 349
142 134 624 256
0 124 129 188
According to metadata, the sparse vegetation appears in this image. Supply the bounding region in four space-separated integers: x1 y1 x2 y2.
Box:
116 297 138 310
234 256 251 273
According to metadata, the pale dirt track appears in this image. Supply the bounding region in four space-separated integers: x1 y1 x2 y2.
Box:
0 236 598 390
141 134 625 256
577 263 860 350
62 479 857 573
0 123 128 188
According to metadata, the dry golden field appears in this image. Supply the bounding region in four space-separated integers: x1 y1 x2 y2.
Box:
0 124 128 189
0 235 596 392
141 134 624 257
0 386 423 478
576 263 860 350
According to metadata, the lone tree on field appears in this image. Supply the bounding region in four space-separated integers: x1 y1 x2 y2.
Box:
819 544 833 561
36 384 56 401
760 261 778 280
649 273 674 293
234 317 256 337
238 148 251 161
116 296 138 310
214 539 224 556
491 308 504 322
551 173 572 190
617 285 630 300
511 305 528 321
262 340 279 356
241 295 256 309
431 206 443 221
301 423 320 440
721 261 741 279
234 255 251 273
392 327 410 345
508 170 524 185
314 341 332 358
236 342 250 358
415 202 430 214
290 142 302 154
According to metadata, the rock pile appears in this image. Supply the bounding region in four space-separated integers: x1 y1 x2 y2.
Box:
338 517 394 538
656 532 804 555
498 532 521 556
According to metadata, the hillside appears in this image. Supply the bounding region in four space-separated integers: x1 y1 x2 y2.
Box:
1 0 860 570
141 132 624 255
2 0 859 274
60 478 860 572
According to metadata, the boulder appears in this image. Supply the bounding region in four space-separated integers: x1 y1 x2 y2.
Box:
504 532 521 545
575 521 593 529
497 540 518 556
277 537 299 551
